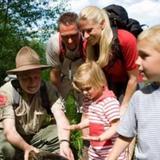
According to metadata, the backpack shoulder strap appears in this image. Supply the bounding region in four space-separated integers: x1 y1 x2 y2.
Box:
11 79 22 95
105 28 123 69
10 79 21 108
80 36 86 60
11 79 52 115
103 28 124 73
59 33 65 63
111 28 123 60
40 81 52 115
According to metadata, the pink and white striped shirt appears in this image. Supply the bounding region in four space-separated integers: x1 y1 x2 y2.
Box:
82 87 126 160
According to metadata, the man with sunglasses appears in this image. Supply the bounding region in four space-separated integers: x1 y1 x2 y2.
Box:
46 12 84 106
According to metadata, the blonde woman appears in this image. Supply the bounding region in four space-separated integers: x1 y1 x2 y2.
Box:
66 61 126 160
79 6 139 115
78 7 139 159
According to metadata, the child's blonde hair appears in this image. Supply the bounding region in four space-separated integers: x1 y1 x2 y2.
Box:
138 25 160 52
79 6 113 68
73 61 107 92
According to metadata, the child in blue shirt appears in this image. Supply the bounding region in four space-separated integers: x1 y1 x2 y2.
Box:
108 25 160 160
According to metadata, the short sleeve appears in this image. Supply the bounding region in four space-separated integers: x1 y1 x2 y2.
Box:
0 82 16 120
51 97 65 113
117 94 137 138
46 33 61 68
82 97 92 114
118 29 138 71
1 105 15 120
104 97 120 123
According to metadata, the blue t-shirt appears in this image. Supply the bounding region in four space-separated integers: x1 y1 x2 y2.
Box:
118 83 160 160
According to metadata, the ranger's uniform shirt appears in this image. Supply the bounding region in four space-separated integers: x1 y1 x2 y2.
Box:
0 81 64 136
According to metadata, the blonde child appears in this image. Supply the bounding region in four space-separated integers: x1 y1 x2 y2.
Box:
67 61 126 160
108 25 160 160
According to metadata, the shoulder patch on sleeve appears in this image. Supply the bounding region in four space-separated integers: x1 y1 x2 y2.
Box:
0 91 8 108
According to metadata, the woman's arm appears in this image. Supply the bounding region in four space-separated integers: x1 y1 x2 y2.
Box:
120 68 139 115
118 30 139 114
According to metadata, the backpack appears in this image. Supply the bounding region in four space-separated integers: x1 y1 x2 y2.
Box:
11 79 52 115
103 4 144 38
103 4 144 98
103 4 144 65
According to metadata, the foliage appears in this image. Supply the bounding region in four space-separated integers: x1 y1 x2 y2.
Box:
0 1 83 159
0 0 69 85
65 91 83 159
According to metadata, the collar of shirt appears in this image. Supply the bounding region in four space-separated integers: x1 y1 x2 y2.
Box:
95 87 116 104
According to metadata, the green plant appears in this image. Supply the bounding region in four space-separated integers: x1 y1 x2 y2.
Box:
65 90 83 159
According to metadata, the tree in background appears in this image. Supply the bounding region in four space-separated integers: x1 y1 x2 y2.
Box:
0 0 69 85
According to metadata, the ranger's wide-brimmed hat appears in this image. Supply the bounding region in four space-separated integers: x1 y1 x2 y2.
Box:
7 46 51 74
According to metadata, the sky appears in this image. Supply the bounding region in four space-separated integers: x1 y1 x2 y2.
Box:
68 0 160 27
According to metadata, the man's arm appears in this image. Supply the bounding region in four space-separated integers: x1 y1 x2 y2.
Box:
52 102 70 141
3 118 39 160
51 98 74 160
